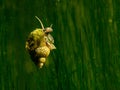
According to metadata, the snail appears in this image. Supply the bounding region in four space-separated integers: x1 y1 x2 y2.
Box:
25 16 56 68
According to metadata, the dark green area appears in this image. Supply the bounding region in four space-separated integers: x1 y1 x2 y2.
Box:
0 0 120 90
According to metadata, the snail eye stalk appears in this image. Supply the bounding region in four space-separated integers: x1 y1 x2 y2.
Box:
35 16 45 30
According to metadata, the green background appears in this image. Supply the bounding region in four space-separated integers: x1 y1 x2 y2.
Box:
0 0 120 90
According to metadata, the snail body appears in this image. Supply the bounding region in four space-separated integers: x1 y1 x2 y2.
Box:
25 16 56 68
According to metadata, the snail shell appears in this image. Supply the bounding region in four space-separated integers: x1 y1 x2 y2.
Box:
25 17 56 68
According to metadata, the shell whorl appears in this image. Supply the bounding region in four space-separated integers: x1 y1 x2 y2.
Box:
38 58 46 68
35 46 50 57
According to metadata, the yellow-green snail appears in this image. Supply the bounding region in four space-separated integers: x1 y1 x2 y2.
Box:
25 16 56 68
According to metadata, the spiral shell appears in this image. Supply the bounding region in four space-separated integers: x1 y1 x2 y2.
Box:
25 16 56 68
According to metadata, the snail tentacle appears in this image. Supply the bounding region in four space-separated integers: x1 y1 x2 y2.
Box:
35 16 45 30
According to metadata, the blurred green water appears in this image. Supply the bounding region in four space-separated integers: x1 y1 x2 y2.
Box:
0 0 120 90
